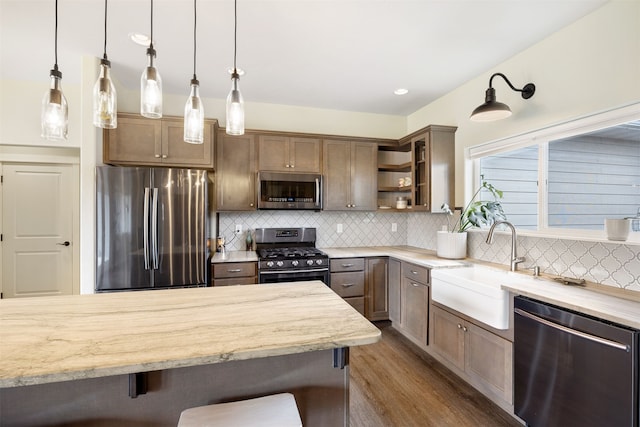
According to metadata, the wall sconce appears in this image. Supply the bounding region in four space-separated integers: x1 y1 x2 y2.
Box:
470 73 535 122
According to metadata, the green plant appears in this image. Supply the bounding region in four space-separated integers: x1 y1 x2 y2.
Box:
441 178 507 232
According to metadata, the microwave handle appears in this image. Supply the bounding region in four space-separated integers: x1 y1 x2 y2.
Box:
315 178 320 207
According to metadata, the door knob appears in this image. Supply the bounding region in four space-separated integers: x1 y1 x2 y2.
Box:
57 241 70 246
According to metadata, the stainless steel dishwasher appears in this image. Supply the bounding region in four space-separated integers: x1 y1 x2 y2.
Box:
514 296 638 427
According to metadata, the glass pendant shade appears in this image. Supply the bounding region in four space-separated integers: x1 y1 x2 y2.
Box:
41 68 68 141
93 59 117 129
140 48 163 118
184 79 204 144
226 73 245 135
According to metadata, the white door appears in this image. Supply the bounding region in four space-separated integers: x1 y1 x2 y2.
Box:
2 164 74 298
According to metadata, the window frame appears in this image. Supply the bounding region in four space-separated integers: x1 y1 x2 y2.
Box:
467 102 640 245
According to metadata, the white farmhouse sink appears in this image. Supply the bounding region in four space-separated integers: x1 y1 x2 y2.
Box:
431 265 524 330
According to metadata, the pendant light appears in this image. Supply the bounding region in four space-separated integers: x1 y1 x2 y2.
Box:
41 0 68 141
141 0 162 118
93 0 117 129
184 0 204 144
226 0 245 135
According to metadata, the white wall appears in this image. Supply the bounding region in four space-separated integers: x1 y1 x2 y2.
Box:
407 0 640 207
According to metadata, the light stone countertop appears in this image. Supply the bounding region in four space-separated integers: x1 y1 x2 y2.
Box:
0 281 380 388
211 250 258 263
320 246 469 268
502 278 640 330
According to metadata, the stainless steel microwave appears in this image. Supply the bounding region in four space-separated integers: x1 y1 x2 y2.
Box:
258 172 322 210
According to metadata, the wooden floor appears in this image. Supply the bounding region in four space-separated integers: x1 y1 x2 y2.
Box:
349 321 523 427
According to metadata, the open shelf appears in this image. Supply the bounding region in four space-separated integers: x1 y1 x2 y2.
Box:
378 162 412 172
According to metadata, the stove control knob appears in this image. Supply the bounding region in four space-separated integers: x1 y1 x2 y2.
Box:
292 260 299 267
276 261 284 267
315 259 323 265
306 259 314 266
266 261 274 268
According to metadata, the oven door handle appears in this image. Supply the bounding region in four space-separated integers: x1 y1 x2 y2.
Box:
259 268 329 275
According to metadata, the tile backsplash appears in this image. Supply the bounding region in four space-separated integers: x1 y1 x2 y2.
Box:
218 211 640 292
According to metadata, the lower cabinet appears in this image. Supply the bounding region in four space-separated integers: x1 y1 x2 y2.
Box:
388 258 401 323
399 262 430 346
366 257 389 321
330 258 366 316
432 304 513 405
212 262 257 286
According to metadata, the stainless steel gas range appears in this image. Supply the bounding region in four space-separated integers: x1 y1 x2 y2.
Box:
255 228 329 285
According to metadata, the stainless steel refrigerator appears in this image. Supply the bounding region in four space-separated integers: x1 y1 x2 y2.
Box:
96 166 208 291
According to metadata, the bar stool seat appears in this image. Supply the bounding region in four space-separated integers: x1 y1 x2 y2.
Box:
177 393 302 427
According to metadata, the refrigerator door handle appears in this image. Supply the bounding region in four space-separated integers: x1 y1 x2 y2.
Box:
151 187 159 270
143 187 150 270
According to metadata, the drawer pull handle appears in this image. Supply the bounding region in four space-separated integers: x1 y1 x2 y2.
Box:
411 283 419 287
227 269 242 273
341 263 354 268
341 283 355 287
411 270 418 275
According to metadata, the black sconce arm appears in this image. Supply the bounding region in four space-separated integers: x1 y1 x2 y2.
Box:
489 73 536 99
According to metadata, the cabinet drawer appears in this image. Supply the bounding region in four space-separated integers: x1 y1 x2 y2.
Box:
402 262 429 284
213 276 257 287
330 271 365 297
330 258 365 273
345 296 365 316
212 262 257 279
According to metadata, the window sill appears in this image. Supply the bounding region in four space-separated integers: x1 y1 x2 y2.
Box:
469 228 640 246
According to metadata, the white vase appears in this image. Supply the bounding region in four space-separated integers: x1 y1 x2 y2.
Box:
436 231 468 259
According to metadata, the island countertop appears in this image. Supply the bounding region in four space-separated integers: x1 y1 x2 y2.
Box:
0 281 380 388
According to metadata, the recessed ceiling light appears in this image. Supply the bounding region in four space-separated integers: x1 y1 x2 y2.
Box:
129 32 151 46
394 88 409 95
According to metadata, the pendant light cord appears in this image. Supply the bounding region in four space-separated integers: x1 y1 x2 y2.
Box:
54 0 58 69
192 0 197 79
233 0 237 70
150 0 154 50
102 0 108 60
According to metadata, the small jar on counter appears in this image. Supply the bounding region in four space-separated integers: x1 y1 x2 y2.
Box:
396 197 407 209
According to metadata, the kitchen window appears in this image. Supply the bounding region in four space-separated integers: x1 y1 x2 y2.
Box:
470 102 640 240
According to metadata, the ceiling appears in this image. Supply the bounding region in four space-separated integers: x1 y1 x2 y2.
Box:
1 0 607 116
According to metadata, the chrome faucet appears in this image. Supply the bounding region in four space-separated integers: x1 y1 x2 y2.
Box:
486 220 525 271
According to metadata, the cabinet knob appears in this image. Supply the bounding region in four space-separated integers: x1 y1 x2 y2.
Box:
250 203 254 207
457 324 462 329
462 326 468 332
162 154 168 159
155 154 161 158
290 164 294 168
285 164 290 168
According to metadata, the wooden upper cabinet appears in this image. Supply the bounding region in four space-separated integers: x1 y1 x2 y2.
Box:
216 131 257 211
103 115 162 165
258 135 321 173
103 113 216 169
323 140 377 211
161 118 215 168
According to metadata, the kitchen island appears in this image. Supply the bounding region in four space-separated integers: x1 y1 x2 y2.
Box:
0 281 380 426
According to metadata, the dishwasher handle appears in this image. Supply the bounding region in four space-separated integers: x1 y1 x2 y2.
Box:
515 308 630 352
